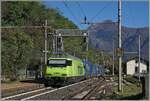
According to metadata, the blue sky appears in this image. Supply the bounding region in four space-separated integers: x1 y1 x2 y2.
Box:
42 0 149 29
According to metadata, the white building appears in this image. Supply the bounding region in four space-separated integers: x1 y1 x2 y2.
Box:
126 57 149 75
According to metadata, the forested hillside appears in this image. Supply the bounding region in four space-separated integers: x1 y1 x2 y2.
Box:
1 1 113 80
1 1 79 80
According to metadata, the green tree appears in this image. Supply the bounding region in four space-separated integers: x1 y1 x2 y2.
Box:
2 31 33 80
1 1 78 80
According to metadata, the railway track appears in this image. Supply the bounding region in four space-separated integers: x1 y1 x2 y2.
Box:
2 87 53 100
21 78 95 100
2 76 109 100
63 76 107 100
61 77 102 100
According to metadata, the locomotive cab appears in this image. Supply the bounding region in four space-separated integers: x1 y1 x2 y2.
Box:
43 56 85 87
45 59 72 77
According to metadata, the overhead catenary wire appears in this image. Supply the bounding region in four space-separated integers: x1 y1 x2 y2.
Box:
62 0 84 28
128 3 136 28
2 1 112 29
90 1 112 22
76 2 86 18
76 1 90 25
2 1 84 29
127 3 146 54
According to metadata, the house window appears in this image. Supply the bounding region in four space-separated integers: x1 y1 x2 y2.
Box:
135 60 138 63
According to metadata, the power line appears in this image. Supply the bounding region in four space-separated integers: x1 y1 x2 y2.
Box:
62 0 84 28
76 2 86 17
128 3 136 27
90 2 112 22
76 2 89 26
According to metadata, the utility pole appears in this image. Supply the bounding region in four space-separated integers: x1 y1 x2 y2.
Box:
86 33 89 52
40 56 43 78
118 0 122 92
101 51 105 66
53 34 56 54
113 40 115 76
138 35 141 81
44 20 48 64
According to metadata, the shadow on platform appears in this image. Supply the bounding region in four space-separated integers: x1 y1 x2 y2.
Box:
20 79 45 84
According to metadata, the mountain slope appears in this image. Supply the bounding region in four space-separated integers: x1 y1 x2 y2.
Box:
88 20 149 60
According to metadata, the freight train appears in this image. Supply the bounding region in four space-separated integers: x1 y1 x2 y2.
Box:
43 54 104 87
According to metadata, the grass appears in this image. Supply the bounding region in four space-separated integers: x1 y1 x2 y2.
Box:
111 76 143 100
112 84 143 100
124 75 140 84
113 75 118 81
103 75 143 100
113 75 140 84
113 84 142 97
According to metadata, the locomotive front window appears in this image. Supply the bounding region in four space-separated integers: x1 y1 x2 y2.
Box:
48 60 66 67
48 59 72 67
49 60 66 64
